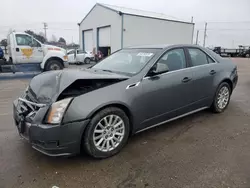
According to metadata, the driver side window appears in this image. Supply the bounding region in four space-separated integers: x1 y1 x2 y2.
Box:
32 39 41 47
16 34 32 46
157 48 186 72
77 50 86 54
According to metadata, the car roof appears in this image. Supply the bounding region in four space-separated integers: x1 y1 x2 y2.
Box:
125 44 204 50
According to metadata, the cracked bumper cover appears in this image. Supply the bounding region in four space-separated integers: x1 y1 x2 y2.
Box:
13 99 89 157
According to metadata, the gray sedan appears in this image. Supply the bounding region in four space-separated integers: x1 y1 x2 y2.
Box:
13 44 238 158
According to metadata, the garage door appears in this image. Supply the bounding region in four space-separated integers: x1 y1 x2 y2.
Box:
84 30 93 52
98 27 111 47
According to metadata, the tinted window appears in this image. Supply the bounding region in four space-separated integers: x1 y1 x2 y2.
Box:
77 50 86 54
32 39 41 47
188 48 209 66
157 48 186 72
16 34 32 46
67 50 75 55
207 56 215 63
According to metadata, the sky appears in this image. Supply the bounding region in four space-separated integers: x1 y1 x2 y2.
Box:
0 0 250 48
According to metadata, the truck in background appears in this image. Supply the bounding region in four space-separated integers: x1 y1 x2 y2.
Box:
0 31 68 74
213 45 250 58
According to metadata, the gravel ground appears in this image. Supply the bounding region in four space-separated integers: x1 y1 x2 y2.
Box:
0 59 250 188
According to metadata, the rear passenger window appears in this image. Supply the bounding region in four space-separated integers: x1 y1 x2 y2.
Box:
188 48 211 67
207 56 215 63
157 48 186 72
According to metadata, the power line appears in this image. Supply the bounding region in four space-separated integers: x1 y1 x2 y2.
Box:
196 28 250 31
195 30 199 45
43 23 48 41
195 21 250 24
203 22 207 47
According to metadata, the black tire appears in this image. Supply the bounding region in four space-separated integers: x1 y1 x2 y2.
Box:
84 57 91 64
211 82 231 113
44 59 63 71
83 107 130 159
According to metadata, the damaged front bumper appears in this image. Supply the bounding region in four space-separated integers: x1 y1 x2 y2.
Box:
13 98 89 157
63 61 69 68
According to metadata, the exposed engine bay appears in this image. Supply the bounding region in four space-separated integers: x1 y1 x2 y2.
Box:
57 79 126 100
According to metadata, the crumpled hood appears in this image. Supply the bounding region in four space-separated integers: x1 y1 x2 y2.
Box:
29 68 129 104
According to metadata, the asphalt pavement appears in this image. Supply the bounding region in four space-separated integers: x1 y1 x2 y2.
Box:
1 59 250 188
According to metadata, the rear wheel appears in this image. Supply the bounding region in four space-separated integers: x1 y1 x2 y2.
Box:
211 82 231 113
44 59 63 71
83 107 130 159
84 57 91 64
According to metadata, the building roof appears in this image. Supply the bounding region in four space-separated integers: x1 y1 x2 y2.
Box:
80 3 193 25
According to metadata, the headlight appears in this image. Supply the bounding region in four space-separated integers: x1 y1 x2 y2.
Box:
46 98 72 124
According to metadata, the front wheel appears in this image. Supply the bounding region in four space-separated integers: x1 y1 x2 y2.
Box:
44 59 63 71
211 82 231 113
83 107 130 159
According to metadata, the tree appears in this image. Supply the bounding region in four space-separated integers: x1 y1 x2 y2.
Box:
38 32 45 38
51 34 57 42
0 39 7 47
25 30 46 43
58 37 66 44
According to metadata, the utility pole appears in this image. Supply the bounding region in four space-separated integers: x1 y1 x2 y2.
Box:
203 22 207 47
196 30 199 45
43 22 48 41
191 16 193 23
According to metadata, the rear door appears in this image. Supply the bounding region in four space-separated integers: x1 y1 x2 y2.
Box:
186 47 218 107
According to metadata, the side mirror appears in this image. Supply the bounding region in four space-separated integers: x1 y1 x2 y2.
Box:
147 63 169 76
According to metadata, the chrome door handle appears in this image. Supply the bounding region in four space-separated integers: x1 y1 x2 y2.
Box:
210 70 216 75
182 77 192 83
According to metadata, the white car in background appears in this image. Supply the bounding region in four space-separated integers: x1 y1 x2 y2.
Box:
67 49 94 64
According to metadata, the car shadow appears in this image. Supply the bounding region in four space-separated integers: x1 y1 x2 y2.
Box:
26 109 214 164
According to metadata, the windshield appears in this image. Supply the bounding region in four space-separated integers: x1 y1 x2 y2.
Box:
91 48 160 75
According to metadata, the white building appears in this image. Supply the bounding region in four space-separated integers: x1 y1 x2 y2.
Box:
78 3 194 56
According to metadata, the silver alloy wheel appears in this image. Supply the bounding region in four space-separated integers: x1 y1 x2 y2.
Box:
50 63 60 70
93 115 125 152
217 86 230 109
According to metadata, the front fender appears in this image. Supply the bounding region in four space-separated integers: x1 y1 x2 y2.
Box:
41 51 65 69
61 78 141 124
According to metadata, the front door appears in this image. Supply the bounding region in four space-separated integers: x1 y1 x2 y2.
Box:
15 34 34 63
76 49 86 63
138 48 194 131
67 49 76 63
